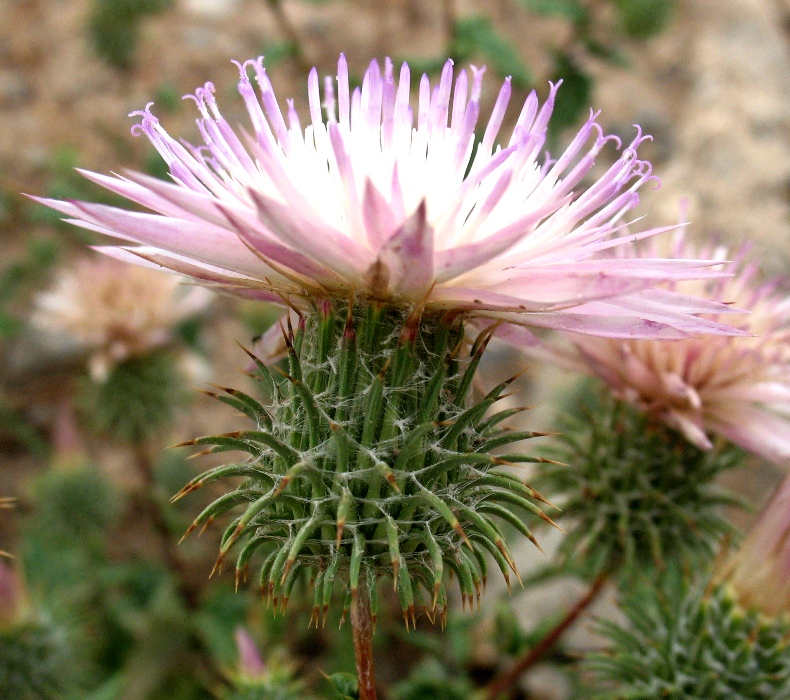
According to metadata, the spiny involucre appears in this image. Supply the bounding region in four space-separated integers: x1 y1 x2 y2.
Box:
175 302 559 625
36 54 741 339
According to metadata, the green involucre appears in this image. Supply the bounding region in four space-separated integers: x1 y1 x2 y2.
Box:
78 350 187 444
534 386 744 578
177 301 550 624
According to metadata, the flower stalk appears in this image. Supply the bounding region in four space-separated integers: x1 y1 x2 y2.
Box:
485 573 607 700
351 579 378 700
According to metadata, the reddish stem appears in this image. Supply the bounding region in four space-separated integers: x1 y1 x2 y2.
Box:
485 574 608 699
350 583 378 700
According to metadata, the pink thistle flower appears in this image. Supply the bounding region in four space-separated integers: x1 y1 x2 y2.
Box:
37 55 738 339
527 230 790 463
717 471 790 617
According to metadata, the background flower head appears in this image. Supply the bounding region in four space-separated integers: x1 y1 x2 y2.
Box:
535 230 790 463
38 55 740 340
33 256 212 381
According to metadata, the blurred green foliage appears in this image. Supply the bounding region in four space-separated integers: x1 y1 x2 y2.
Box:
452 16 532 89
0 235 60 340
77 351 188 444
0 619 85 700
89 0 175 70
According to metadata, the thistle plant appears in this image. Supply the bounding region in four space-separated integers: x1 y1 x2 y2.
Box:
33 256 212 443
527 231 790 464
220 628 311 700
590 573 790 700
591 472 790 699
39 53 745 697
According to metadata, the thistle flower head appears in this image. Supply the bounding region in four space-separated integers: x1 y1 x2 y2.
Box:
33 256 212 380
717 472 790 618
38 55 739 340
535 232 790 463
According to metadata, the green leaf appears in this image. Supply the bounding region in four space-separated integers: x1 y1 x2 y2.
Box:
582 36 629 67
453 16 532 88
259 40 300 68
327 672 358 699
612 0 674 40
548 51 593 133
88 0 175 70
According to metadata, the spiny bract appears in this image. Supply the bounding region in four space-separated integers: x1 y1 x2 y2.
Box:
176 300 554 627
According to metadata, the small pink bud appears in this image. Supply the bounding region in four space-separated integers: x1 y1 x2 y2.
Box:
234 627 266 679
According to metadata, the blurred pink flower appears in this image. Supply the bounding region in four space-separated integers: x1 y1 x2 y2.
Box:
33 256 213 381
38 55 738 339
526 232 790 463
717 472 790 616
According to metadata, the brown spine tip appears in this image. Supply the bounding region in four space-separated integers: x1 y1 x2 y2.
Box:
423 605 435 625
453 521 473 550
536 510 564 532
170 480 203 503
385 472 402 493
170 438 198 448
273 476 291 497
526 531 547 556
209 553 225 579
178 522 198 545
198 516 215 537
280 558 295 585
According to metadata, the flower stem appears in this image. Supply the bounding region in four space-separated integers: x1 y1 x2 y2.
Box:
484 574 608 700
350 582 378 700
133 443 200 609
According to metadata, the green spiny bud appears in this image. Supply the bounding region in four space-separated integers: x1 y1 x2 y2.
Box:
589 570 790 699
534 386 744 577
177 301 550 624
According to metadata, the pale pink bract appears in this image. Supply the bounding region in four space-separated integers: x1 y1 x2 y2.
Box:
38 55 739 339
